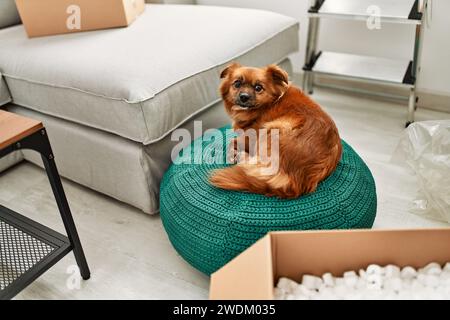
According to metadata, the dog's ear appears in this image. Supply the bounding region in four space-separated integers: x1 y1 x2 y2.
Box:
266 65 289 86
220 62 241 79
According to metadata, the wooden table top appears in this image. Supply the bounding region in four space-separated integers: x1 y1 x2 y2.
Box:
0 110 43 150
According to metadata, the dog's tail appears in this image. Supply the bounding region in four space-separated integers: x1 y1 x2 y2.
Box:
210 164 299 198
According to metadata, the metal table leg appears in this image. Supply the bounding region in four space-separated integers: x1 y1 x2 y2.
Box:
40 144 91 279
2 129 90 280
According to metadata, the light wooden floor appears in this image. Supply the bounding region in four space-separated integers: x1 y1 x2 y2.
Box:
1 87 449 299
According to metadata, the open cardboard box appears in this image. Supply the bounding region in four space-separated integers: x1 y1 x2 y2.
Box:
210 228 450 300
15 0 145 38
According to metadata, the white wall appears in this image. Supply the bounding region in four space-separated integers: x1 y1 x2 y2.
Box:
198 0 450 96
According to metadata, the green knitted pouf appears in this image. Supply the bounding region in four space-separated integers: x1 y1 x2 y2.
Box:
160 126 377 275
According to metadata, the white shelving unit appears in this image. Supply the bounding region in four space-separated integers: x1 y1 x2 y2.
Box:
303 0 428 127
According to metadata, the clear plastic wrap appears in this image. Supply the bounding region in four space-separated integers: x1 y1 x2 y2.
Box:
392 121 450 223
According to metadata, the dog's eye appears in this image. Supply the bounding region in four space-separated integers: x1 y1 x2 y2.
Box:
255 85 263 93
233 80 242 89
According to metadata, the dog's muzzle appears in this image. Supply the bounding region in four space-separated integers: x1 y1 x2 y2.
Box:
235 93 254 108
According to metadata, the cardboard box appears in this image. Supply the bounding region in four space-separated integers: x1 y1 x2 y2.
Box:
15 0 145 38
210 228 450 300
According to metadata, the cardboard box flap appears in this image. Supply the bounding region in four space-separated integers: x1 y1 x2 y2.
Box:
210 235 274 300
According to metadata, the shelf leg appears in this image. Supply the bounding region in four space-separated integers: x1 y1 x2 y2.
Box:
303 15 320 95
405 3 425 128
302 71 309 92
407 88 416 127
37 130 91 280
308 72 315 95
412 16 425 79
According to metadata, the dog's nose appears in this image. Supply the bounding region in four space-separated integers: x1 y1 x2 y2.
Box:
239 93 251 103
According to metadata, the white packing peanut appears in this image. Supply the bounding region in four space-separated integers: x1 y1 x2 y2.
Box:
423 262 442 276
417 274 427 286
343 271 358 288
429 291 444 300
277 277 298 293
273 288 285 300
322 272 335 287
384 264 401 278
441 271 450 280
359 269 367 279
424 274 439 288
318 290 336 300
333 285 347 298
293 294 309 300
424 262 441 271
384 277 402 292
411 280 426 292
444 262 450 272
344 270 357 278
345 291 363 300
301 274 322 290
316 277 324 288
383 292 398 300
402 278 413 290
400 266 417 279
335 278 345 286
445 278 450 287
390 278 403 292
397 290 413 300
366 264 383 275
293 284 313 297
366 274 382 290
356 278 366 290
317 283 327 294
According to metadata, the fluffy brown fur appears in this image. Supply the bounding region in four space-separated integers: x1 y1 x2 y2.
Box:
209 63 342 198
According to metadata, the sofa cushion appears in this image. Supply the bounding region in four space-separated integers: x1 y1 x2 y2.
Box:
0 4 298 145
0 0 21 29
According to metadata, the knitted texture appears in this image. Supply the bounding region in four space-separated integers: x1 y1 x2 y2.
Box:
160 126 377 275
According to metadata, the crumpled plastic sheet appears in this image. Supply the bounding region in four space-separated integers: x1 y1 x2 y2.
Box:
392 120 450 223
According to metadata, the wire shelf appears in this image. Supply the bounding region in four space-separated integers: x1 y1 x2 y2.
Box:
0 205 71 300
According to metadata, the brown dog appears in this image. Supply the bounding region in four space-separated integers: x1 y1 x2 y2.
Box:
209 63 342 198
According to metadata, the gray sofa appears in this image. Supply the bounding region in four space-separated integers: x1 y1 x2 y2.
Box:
0 3 299 214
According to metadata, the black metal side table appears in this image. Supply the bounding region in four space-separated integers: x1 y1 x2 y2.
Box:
0 110 90 299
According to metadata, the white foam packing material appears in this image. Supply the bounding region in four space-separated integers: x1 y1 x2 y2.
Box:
274 262 450 300
392 121 450 223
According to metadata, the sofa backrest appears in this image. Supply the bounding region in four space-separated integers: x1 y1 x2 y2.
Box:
0 0 21 28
